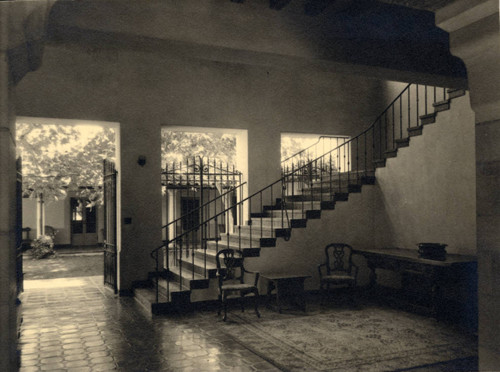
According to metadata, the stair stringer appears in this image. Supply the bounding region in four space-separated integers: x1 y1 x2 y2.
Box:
243 184 391 293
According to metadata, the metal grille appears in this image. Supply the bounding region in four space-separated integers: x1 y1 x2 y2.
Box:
103 159 118 293
16 157 23 295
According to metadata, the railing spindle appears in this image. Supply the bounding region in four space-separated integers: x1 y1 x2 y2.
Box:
416 84 420 126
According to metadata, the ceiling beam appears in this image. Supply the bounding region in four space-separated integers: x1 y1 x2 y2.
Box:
269 0 293 10
304 0 335 16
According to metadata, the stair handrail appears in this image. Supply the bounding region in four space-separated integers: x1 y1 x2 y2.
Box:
281 83 412 173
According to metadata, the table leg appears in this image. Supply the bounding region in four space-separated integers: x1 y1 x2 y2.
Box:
367 261 377 288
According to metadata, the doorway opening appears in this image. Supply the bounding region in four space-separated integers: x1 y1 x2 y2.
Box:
70 197 98 246
16 117 120 292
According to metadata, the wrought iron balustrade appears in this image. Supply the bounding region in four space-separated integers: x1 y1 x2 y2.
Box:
151 83 452 305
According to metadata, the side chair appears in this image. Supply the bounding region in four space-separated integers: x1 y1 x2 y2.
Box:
215 248 261 321
318 243 358 304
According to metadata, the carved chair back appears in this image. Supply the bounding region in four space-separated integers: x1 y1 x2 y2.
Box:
325 243 354 275
216 249 246 285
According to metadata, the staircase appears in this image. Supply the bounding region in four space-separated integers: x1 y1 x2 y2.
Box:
134 84 467 315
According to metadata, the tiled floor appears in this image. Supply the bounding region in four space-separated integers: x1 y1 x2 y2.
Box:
19 276 280 372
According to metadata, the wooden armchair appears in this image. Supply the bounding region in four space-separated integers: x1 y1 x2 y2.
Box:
216 249 260 321
318 243 358 302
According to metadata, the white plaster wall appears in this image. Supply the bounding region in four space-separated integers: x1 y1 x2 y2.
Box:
375 92 476 255
15 43 388 289
22 198 37 237
45 199 69 245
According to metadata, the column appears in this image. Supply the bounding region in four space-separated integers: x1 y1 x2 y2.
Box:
437 1 500 369
0 2 54 369
0 15 20 372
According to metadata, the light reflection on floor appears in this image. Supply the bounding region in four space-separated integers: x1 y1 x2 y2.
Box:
23 277 90 289
19 276 280 372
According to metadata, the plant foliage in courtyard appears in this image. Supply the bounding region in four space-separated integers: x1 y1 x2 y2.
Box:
161 131 236 168
16 123 115 205
30 235 56 259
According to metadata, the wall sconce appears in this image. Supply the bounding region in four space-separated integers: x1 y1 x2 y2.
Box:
137 155 146 167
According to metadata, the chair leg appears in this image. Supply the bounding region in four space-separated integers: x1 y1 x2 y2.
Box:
223 293 228 322
320 282 325 305
217 294 222 316
253 289 260 318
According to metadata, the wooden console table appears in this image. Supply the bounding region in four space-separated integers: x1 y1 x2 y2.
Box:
353 248 477 318
261 274 311 313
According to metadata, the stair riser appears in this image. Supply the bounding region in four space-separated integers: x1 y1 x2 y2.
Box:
240 225 290 239
395 138 410 148
263 209 323 219
239 226 276 237
204 243 262 258
433 100 450 112
247 219 289 229
408 127 423 137
167 270 210 290
134 286 192 316
420 113 436 125
384 150 398 158
287 171 374 183
285 194 338 202
447 89 466 99
219 234 265 247
311 176 374 186
177 259 217 279
304 185 361 193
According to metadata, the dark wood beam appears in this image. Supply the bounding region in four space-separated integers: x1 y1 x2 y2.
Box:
269 0 293 10
304 0 335 16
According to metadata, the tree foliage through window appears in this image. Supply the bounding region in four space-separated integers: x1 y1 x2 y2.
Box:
16 123 115 205
161 130 236 168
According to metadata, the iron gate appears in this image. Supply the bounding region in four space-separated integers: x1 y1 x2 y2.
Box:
16 157 23 295
103 159 118 293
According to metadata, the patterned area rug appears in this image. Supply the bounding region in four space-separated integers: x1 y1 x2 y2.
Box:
220 303 477 372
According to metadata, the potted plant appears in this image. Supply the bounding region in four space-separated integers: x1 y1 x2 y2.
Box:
30 234 55 259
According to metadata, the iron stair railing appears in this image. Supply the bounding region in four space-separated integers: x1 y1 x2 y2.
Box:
151 181 247 303
281 135 350 169
150 83 451 306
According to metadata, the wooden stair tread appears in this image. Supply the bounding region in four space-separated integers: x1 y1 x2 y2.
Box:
166 265 210 290
219 232 264 243
206 239 263 250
